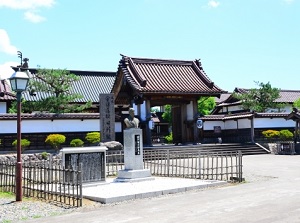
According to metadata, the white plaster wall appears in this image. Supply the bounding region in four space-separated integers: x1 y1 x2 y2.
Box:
0 102 6 113
267 105 292 113
254 117 294 128
0 119 122 134
236 119 251 129
224 120 237 129
203 121 225 131
186 101 194 120
139 101 147 121
204 117 293 131
227 105 241 112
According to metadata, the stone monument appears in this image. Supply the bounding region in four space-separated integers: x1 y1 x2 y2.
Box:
116 108 153 182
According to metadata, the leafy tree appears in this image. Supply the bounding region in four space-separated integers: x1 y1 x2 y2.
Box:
234 81 282 112
198 97 216 115
162 104 172 124
10 68 91 113
293 98 300 109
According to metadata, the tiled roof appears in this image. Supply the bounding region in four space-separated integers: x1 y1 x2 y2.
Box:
20 69 116 103
285 109 300 121
255 112 289 118
202 112 289 121
234 88 300 103
114 55 226 96
214 93 232 104
276 90 300 103
0 79 15 100
0 113 101 120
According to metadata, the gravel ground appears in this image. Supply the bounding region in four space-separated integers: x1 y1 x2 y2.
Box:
0 196 104 223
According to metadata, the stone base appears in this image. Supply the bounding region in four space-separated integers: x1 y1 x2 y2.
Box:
115 169 154 182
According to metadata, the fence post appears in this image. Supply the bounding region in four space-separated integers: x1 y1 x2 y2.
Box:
238 150 243 182
78 163 83 207
198 151 202 179
166 149 170 177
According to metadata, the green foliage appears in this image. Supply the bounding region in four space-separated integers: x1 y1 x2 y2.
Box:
45 134 66 150
198 97 216 115
164 132 173 144
0 139 1 145
162 105 172 124
9 68 92 114
293 98 300 109
279 130 293 141
85 132 100 144
262 130 280 139
70 138 84 147
234 81 282 112
41 152 49 160
12 139 31 151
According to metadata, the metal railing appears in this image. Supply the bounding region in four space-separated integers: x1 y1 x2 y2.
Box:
106 149 243 182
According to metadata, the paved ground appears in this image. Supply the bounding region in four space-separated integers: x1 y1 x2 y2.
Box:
82 177 226 204
22 154 300 223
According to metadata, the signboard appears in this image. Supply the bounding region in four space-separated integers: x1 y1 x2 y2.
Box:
64 151 106 182
135 134 141 155
214 126 221 134
99 94 115 142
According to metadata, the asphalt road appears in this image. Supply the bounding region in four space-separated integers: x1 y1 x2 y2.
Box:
22 154 300 223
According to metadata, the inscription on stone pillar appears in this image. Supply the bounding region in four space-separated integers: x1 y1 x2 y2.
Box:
135 134 141 155
99 94 115 142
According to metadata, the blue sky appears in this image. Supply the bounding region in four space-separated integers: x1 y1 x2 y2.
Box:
0 0 299 92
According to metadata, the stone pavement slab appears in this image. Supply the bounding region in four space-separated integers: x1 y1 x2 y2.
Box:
82 177 227 204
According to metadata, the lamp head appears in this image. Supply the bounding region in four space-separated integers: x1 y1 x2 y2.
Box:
9 69 29 92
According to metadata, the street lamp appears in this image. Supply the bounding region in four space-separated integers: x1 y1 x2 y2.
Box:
9 68 29 202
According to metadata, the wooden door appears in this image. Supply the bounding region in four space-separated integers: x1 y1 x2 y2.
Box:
172 105 182 144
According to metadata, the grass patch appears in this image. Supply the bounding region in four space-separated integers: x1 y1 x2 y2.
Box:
0 191 14 198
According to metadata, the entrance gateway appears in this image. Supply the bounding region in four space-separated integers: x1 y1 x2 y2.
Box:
112 55 226 146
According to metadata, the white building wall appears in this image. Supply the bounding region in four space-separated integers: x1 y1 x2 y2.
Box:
267 105 292 113
139 101 147 121
227 105 241 112
254 118 294 128
186 101 194 120
0 119 122 134
224 120 237 129
0 102 6 113
203 121 225 131
237 119 251 129
204 117 294 131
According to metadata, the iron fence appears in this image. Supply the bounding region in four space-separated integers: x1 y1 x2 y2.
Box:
106 149 243 182
0 161 82 207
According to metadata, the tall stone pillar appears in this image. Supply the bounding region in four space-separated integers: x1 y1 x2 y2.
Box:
116 128 153 182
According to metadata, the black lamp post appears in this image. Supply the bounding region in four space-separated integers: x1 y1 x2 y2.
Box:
9 69 29 202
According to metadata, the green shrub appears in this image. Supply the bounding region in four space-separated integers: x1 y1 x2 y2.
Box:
70 138 84 147
41 152 49 160
279 129 293 141
45 134 66 150
12 139 31 151
262 130 279 139
164 132 173 144
85 132 100 144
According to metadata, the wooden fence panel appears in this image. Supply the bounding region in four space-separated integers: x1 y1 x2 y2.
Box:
0 161 82 207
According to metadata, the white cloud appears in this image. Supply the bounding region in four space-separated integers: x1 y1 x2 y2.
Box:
208 0 220 8
24 11 46 23
0 0 55 23
0 62 19 80
0 0 55 10
0 29 18 55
